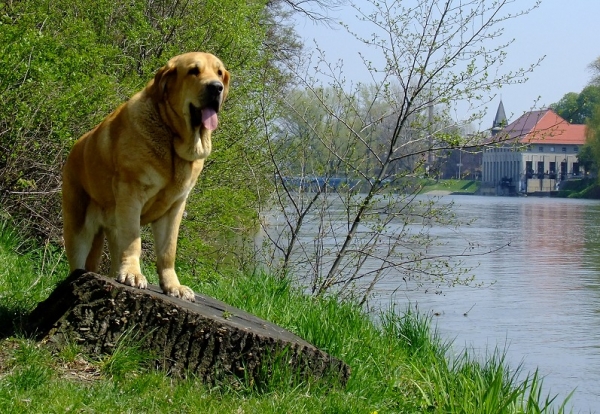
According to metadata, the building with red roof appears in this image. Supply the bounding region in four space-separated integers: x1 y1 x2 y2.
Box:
482 107 586 195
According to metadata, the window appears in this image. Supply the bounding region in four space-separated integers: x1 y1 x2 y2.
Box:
526 161 533 178
539 146 544 152
549 162 556 179
574 146 579 153
562 147 567 152
537 161 544 178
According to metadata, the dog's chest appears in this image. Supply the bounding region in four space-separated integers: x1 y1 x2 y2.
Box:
140 161 202 224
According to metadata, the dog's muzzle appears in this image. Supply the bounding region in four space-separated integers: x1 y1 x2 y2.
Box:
189 81 224 131
206 81 224 99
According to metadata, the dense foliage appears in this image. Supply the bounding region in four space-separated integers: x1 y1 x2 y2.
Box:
552 58 600 177
0 0 295 273
583 59 600 178
584 104 600 177
551 85 600 125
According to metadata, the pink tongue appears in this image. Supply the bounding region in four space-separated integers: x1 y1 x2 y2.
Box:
201 108 218 131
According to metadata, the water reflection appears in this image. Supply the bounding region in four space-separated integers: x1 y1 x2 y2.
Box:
262 194 600 411
375 196 600 413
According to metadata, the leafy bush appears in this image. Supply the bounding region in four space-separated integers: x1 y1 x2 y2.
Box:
0 0 282 273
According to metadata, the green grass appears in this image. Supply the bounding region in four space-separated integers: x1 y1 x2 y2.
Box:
0 220 573 413
0 221 69 336
551 178 600 199
421 179 481 194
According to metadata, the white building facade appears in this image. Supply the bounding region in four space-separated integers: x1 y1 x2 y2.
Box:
481 109 585 195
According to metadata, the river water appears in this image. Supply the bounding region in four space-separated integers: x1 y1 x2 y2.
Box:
374 195 600 413
264 195 600 412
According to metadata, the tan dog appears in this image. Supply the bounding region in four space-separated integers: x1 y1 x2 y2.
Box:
62 52 230 302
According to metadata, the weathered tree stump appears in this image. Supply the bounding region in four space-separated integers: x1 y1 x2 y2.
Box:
26 270 350 386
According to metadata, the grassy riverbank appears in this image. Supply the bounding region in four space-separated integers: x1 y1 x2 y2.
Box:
0 222 571 413
554 178 600 199
421 179 481 195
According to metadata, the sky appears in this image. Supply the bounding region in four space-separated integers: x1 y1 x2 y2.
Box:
293 0 600 130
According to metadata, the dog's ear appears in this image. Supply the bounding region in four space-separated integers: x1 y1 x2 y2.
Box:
221 69 231 102
151 63 177 100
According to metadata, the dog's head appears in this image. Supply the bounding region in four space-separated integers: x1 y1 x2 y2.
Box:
152 52 230 135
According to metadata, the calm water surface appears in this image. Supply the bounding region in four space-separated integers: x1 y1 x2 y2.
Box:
266 195 600 412
374 195 600 413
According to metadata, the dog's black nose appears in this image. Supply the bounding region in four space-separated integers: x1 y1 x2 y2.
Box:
207 81 224 97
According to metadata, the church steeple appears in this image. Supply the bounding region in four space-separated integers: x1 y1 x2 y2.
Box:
491 100 507 136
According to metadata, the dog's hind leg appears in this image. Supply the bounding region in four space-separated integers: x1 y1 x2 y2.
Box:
62 178 99 272
85 230 105 273
105 226 120 279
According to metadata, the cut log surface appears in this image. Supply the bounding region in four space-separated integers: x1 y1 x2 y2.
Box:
27 270 350 385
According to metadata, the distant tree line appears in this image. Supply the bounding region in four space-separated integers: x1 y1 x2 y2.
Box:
552 57 600 176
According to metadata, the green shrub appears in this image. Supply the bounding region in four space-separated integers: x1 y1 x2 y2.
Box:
0 0 280 274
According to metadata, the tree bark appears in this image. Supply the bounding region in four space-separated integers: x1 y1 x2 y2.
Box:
26 270 350 386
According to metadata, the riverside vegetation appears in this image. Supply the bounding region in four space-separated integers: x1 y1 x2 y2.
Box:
0 222 573 413
0 0 578 411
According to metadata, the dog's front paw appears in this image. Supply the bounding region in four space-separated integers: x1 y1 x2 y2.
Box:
116 271 148 289
164 285 196 302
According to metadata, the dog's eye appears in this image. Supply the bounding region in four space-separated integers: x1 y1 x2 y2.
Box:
217 69 223 77
188 67 200 76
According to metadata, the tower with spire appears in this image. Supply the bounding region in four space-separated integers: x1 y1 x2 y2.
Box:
491 100 507 136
